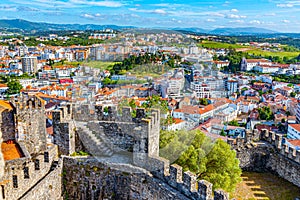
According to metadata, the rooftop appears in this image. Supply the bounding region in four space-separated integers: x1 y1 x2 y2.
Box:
289 124 300 132
1 141 24 161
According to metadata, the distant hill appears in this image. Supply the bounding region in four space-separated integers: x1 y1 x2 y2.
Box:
0 19 135 32
209 27 278 35
174 27 278 35
0 19 280 36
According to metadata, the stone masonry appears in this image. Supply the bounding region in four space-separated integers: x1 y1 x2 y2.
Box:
228 129 300 188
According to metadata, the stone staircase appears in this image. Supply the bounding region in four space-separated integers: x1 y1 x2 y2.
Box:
75 121 113 157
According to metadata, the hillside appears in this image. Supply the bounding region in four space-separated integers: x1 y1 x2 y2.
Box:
0 19 135 32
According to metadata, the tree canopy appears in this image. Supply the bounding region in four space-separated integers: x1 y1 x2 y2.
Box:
199 98 209 106
258 106 274 120
6 79 23 95
160 129 242 192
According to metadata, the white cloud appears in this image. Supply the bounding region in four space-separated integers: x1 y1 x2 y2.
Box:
70 0 124 7
277 3 294 8
152 9 167 14
95 13 101 17
226 14 246 19
129 8 168 15
210 13 225 17
231 8 238 12
250 20 261 24
206 19 216 22
82 13 94 19
282 19 290 23
229 20 244 23
264 13 276 16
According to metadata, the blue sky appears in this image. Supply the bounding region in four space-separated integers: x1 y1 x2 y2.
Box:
0 0 300 32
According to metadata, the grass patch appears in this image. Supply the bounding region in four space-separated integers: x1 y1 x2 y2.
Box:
232 172 300 200
129 64 172 79
81 61 120 70
198 41 246 49
246 49 299 59
198 41 300 59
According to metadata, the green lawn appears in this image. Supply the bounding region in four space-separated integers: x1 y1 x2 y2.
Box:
246 49 299 59
198 41 246 49
198 41 300 59
81 61 120 70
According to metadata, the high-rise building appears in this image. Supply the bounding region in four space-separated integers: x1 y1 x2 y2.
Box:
296 100 300 123
21 56 37 74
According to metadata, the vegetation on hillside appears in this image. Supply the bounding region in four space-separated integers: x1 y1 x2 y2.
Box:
109 52 181 75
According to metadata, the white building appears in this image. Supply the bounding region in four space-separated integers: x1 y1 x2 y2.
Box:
287 124 300 139
240 58 272 71
190 82 211 98
227 80 238 94
21 56 38 74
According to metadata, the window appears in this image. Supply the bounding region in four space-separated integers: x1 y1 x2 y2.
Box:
23 167 29 179
1 185 5 199
35 159 40 170
44 152 49 163
12 175 18 188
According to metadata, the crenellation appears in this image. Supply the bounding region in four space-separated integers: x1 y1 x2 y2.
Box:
275 134 282 149
213 189 229 200
183 171 197 193
287 146 296 160
136 108 146 119
235 137 244 149
227 138 234 146
198 180 213 200
169 164 183 186
121 106 132 122
280 143 289 156
295 150 300 163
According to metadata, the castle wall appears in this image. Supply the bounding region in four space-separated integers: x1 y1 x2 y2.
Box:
229 129 300 188
15 101 47 155
52 105 75 155
21 159 63 200
0 121 4 192
0 145 58 200
0 110 15 141
62 157 228 200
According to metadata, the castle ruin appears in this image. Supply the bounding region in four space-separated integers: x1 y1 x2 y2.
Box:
0 96 299 199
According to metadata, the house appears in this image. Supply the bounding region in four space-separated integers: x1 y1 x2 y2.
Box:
287 124 300 139
285 139 300 150
240 58 271 71
213 60 229 69
173 104 214 122
165 118 187 131
0 84 8 94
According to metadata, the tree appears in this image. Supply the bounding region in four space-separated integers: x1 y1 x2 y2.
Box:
290 92 296 97
258 106 274 120
160 130 242 192
228 120 239 126
6 79 23 95
199 98 209 106
220 129 226 136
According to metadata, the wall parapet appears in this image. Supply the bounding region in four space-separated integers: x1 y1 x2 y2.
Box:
142 155 229 200
261 129 300 165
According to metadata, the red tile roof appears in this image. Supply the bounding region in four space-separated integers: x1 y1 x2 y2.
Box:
289 124 300 132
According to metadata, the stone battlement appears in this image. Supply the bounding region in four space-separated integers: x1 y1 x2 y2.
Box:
12 95 45 113
261 129 300 164
63 156 229 200
227 129 300 165
136 155 229 200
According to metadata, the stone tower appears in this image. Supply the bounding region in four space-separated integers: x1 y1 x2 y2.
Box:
0 129 4 181
13 95 47 155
